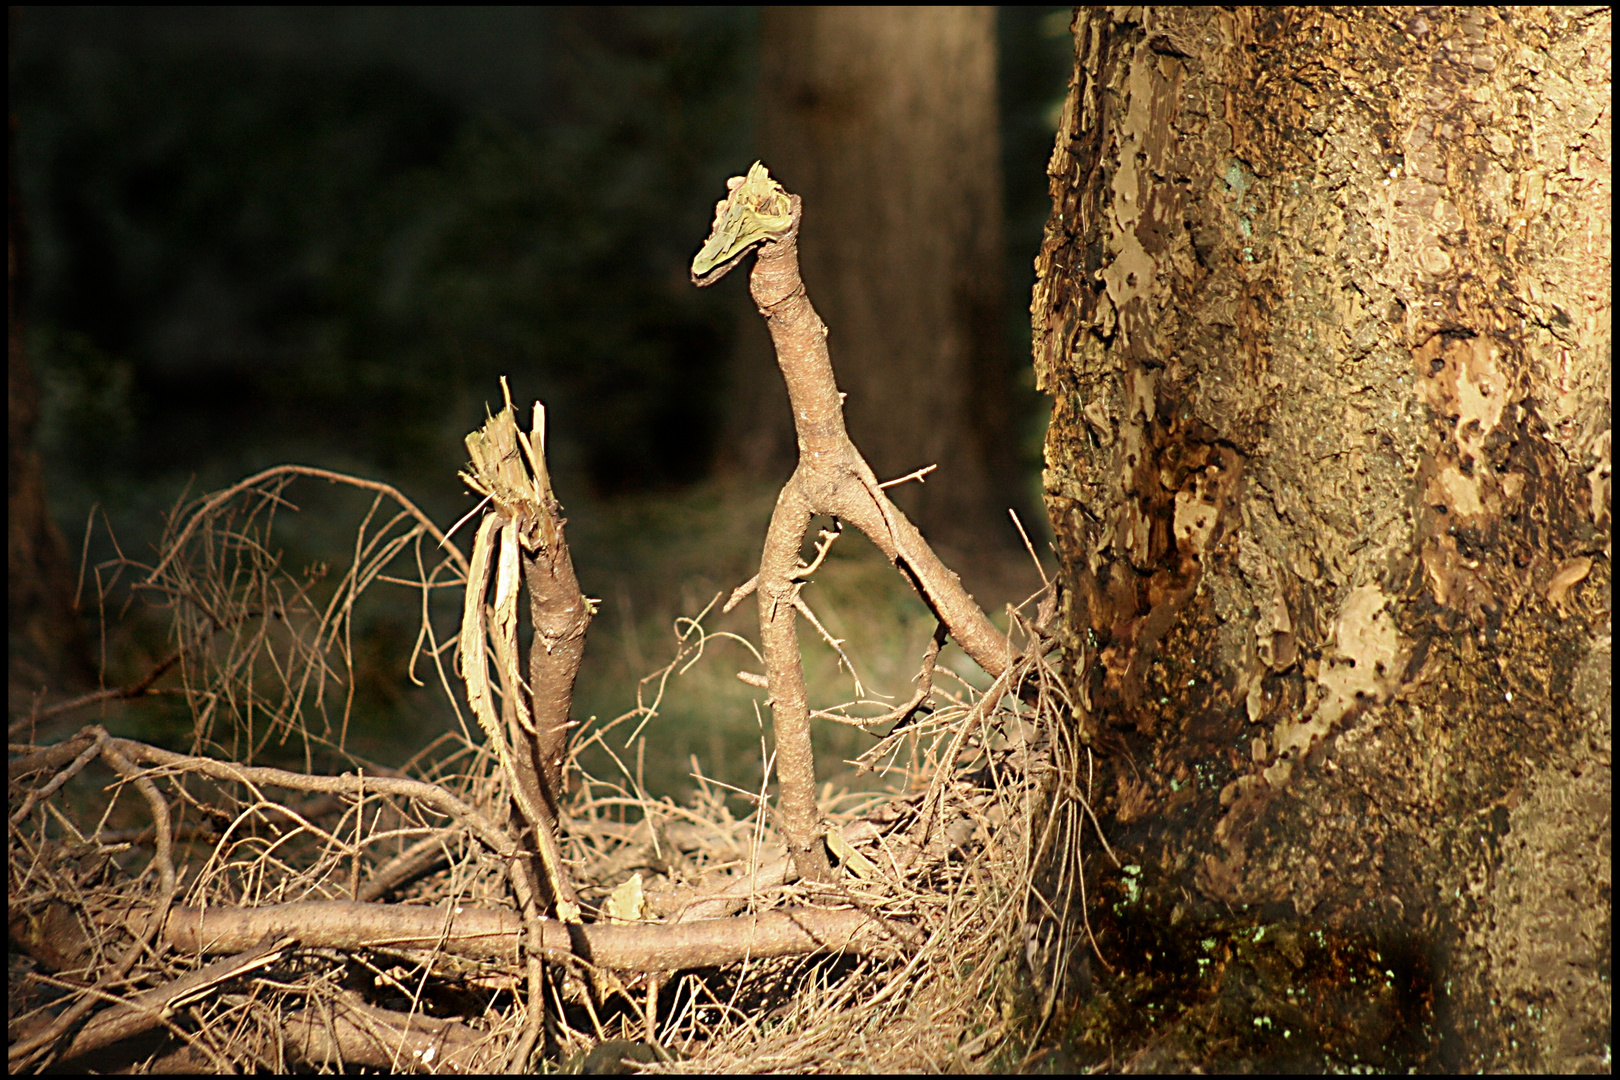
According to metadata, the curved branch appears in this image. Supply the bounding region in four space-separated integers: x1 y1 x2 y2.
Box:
105 737 519 864
690 164 1015 881
144 464 470 588
8 733 179 1068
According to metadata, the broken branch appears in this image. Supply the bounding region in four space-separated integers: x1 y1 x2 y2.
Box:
691 163 1015 880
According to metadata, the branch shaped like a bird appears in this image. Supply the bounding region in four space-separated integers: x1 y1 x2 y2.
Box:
689 162 1013 882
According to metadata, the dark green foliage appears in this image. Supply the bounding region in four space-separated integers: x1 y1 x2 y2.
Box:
11 10 755 756
12 9 755 536
10 9 1071 764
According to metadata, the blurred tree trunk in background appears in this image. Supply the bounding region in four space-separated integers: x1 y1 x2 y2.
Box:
1035 8 1608 1071
9 81 94 714
727 6 1020 553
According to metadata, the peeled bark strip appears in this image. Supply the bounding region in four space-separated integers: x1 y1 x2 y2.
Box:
458 385 591 919
694 166 1015 880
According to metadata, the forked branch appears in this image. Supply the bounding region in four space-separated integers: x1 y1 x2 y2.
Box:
692 162 1013 881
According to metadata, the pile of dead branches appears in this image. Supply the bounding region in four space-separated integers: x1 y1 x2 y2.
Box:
8 165 1109 1073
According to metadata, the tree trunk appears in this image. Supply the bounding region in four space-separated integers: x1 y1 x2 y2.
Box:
1034 8 1608 1072
730 6 1019 552
9 66 95 716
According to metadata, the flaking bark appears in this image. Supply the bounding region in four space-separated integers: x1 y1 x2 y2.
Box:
1035 7 1609 1070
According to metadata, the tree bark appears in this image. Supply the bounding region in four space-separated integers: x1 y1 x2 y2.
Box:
731 6 1019 552
1035 8 1608 1072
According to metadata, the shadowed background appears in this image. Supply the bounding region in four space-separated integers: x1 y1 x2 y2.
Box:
9 7 1073 794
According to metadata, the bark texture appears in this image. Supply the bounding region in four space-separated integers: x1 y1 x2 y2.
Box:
732 6 1018 551
1034 8 1608 1071
522 536 590 811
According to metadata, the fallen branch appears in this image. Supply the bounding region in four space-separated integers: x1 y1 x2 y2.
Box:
8 738 178 1070
282 992 498 1073
134 900 908 969
9 726 923 1070
50 935 294 1066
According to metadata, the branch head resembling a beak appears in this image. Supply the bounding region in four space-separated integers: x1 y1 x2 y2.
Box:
690 161 797 287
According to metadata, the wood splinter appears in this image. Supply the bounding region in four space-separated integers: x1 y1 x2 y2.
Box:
458 378 594 922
